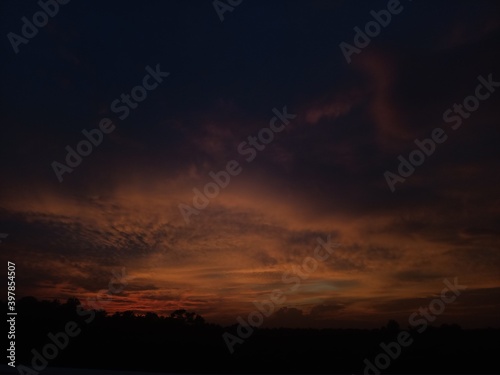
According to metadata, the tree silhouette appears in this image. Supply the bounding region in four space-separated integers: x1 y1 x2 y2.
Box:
3 296 498 374
170 309 205 325
386 319 400 333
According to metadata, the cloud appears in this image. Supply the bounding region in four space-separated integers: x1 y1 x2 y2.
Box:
1 0 500 328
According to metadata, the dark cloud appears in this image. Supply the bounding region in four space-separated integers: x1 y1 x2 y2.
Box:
392 270 444 283
1 0 499 327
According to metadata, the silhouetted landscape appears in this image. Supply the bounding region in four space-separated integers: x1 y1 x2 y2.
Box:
3 297 499 374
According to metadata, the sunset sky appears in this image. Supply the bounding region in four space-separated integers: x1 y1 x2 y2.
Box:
1 0 499 329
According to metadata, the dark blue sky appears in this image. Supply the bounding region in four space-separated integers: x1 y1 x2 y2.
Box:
1 0 500 328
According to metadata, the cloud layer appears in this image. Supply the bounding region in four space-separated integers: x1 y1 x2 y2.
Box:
1 0 499 328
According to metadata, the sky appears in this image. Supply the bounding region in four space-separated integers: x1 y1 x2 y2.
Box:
1 0 499 329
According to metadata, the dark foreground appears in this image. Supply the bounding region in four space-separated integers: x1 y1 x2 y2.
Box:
2 298 499 374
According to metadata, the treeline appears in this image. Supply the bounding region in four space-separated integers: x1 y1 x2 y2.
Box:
2 297 499 374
